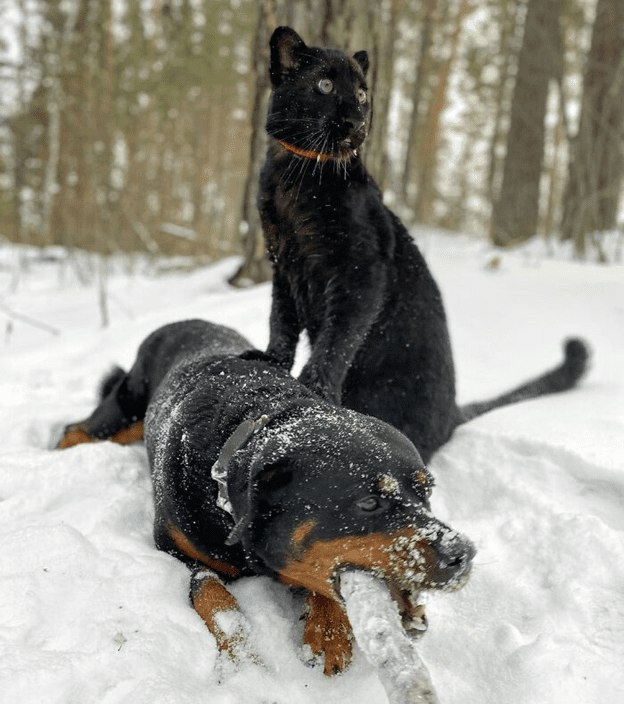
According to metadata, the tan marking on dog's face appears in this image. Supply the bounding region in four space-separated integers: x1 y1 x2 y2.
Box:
378 474 399 495
278 529 437 600
414 469 429 486
291 519 317 548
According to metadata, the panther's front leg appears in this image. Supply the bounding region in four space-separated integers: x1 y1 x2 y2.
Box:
266 269 302 372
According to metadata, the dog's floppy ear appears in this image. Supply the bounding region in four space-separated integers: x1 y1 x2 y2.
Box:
98 366 126 401
225 456 294 547
353 50 369 76
269 26 308 86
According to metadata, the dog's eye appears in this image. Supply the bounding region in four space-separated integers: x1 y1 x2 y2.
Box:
317 78 334 94
357 88 367 104
356 496 381 512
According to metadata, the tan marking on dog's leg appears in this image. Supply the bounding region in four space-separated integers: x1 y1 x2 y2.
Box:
57 428 94 449
57 420 144 449
109 420 144 445
167 522 240 578
303 591 353 676
191 573 247 657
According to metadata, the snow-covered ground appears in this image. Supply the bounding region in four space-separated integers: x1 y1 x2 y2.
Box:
1 230 623 704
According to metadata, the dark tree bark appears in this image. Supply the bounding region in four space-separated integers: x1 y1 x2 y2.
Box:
402 0 436 204
413 0 470 223
229 0 275 286
560 0 624 258
486 0 522 206
491 0 562 246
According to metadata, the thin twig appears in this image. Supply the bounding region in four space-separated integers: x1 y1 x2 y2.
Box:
0 300 60 336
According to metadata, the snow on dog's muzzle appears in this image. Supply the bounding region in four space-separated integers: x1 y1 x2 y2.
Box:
278 519 475 607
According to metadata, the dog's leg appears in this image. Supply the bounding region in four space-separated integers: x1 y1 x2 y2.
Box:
302 591 353 676
190 569 256 665
108 420 144 445
57 419 144 449
57 368 145 449
56 424 96 449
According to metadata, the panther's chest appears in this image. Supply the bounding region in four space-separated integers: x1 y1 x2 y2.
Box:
268 175 366 263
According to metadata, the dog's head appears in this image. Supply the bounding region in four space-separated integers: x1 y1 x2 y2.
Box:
224 405 475 634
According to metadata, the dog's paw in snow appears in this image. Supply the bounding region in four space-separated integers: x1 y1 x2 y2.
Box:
300 591 353 676
191 571 262 679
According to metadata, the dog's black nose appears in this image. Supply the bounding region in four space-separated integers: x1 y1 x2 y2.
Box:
433 532 476 585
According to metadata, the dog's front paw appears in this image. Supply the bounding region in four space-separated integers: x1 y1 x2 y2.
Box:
302 592 353 676
191 571 261 671
212 609 264 682
211 607 251 659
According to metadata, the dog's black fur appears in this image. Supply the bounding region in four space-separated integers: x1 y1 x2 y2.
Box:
259 27 590 463
57 319 253 447
57 319 474 674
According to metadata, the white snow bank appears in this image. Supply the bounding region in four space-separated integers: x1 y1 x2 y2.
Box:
1 231 623 703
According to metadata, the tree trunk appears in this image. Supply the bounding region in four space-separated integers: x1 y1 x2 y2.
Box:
229 0 274 286
402 0 436 204
491 0 562 247
560 0 624 258
413 0 470 223
486 0 522 206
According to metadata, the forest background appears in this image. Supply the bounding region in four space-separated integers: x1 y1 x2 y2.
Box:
1 0 623 287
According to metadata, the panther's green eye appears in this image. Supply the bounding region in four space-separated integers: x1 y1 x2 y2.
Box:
318 78 334 94
357 88 367 104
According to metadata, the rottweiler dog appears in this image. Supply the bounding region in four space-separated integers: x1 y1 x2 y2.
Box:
58 319 475 674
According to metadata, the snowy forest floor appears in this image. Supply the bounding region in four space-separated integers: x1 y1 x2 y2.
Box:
1 229 623 704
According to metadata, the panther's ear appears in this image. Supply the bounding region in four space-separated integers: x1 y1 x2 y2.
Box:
353 50 369 76
269 26 308 86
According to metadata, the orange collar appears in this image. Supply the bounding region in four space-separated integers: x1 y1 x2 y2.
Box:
279 140 330 163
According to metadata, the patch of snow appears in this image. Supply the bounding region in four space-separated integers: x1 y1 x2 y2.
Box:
1 232 623 703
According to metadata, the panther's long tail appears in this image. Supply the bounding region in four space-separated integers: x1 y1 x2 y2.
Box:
458 338 590 424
